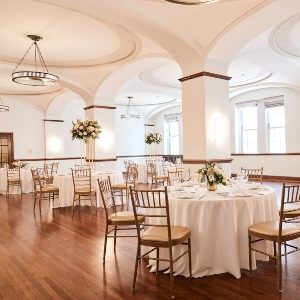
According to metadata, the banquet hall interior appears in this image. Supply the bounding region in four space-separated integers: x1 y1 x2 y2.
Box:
1 0 300 299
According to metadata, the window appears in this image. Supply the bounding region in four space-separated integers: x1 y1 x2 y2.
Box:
240 105 257 153
164 114 180 155
266 105 286 153
235 97 286 153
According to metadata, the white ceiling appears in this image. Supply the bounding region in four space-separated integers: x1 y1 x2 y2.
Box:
0 0 300 115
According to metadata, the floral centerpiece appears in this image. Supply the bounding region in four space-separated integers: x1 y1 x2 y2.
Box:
11 160 28 169
196 162 226 191
145 132 162 145
71 119 101 143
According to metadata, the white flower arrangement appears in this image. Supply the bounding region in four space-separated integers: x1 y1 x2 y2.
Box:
145 132 162 145
11 160 28 169
196 162 226 186
71 119 101 143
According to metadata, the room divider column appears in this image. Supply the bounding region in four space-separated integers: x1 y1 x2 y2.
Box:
84 105 117 166
179 71 232 172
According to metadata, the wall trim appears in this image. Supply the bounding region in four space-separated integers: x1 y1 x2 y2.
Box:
179 71 231 82
144 124 155 127
232 153 300 156
182 158 233 164
232 173 300 182
43 119 64 122
17 157 117 162
84 105 116 110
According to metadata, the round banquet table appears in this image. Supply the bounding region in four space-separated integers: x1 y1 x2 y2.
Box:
148 185 278 279
52 170 123 208
0 168 33 194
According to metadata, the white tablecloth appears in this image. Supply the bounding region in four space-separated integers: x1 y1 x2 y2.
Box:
0 168 33 194
53 171 123 208
148 185 278 279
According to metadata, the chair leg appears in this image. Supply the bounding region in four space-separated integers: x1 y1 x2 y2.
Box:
33 195 37 211
278 242 282 293
188 238 192 278
248 234 252 277
273 241 277 267
132 245 140 292
114 226 117 253
156 247 160 275
168 245 175 299
103 224 108 262
39 195 42 213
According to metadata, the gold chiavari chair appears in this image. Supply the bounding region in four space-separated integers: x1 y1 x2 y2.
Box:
6 168 22 197
111 165 138 207
241 167 263 184
147 163 168 187
31 168 60 212
98 177 144 261
71 168 97 215
130 187 192 298
248 183 300 293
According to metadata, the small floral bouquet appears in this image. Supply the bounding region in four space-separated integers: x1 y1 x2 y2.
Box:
71 119 101 143
145 132 162 145
196 162 226 186
11 160 28 169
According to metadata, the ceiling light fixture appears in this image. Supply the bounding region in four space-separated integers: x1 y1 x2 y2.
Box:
120 96 141 120
0 98 9 112
12 35 59 86
164 0 220 4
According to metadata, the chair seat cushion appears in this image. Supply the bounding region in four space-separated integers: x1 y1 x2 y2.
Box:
249 221 300 237
8 178 20 183
141 225 191 243
75 187 96 194
108 211 144 223
112 183 134 189
41 185 59 193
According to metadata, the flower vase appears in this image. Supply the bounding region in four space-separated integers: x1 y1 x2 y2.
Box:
207 181 217 191
149 143 156 158
80 139 86 167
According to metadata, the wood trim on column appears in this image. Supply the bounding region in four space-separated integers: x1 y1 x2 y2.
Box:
144 124 155 127
182 158 233 164
179 71 231 82
84 105 116 110
43 119 64 122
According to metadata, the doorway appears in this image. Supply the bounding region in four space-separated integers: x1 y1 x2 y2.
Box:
0 133 14 167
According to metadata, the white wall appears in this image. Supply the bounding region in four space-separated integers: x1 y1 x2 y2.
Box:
230 87 300 177
62 99 85 157
115 107 146 156
0 98 45 160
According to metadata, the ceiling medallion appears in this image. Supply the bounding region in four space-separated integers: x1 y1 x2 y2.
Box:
120 96 141 120
0 98 9 112
164 0 221 4
12 35 59 86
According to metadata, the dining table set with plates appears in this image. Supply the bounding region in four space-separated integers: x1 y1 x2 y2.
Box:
52 168 124 208
0 167 33 194
148 181 278 279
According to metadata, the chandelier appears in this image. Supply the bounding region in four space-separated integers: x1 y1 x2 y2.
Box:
0 98 9 112
120 96 141 120
165 0 220 4
12 35 59 86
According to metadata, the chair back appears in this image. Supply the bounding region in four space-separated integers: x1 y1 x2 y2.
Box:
241 167 263 183
51 162 59 175
130 187 171 242
31 168 46 192
147 162 157 176
71 168 92 192
44 163 52 176
74 164 90 170
7 168 21 181
279 183 300 239
97 177 117 219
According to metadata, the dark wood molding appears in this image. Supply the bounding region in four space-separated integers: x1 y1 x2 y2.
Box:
43 119 64 122
0 132 14 164
232 153 300 156
93 158 117 162
182 158 233 164
84 105 116 110
179 71 231 82
144 124 155 127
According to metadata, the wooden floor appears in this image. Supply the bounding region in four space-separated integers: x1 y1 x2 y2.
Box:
1 183 300 300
